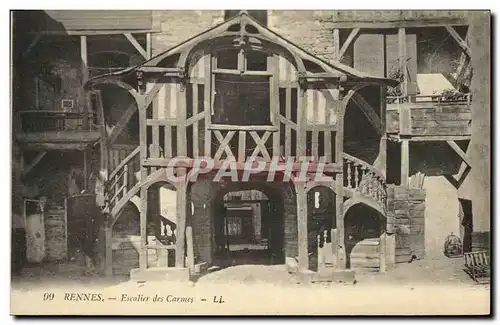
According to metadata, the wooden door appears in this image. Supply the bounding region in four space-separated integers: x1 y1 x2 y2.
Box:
24 199 46 263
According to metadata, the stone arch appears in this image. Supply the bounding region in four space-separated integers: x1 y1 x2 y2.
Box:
209 179 292 266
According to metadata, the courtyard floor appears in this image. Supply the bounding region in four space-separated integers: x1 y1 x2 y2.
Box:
11 255 490 315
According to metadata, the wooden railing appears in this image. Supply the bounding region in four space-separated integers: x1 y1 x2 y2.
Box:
17 110 97 133
343 153 387 209
106 147 141 214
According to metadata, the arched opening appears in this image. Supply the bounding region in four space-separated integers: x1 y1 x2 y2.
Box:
110 181 179 275
344 203 385 271
306 185 336 272
212 182 285 267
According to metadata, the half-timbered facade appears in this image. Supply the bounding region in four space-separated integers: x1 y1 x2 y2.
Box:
85 11 398 281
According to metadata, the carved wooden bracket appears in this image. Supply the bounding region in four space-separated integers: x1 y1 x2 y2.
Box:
136 71 145 94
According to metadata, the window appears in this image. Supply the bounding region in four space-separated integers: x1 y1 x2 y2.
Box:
211 49 272 125
34 75 61 110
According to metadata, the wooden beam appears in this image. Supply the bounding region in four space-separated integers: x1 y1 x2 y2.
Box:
401 139 410 186
351 92 383 135
447 140 471 167
327 18 469 29
338 28 360 61
81 36 89 129
146 32 152 59
123 33 148 59
444 25 472 58
22 33 41 58
445 160 472 189
22 151 46 176
333 29 340 61
107 83 162 145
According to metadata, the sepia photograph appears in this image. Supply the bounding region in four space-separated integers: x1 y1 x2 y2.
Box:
8 7 491 316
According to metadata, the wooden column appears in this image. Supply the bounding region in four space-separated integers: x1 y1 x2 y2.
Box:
139 186 148 270
295 185 308 272
335 100 346 269
175 181 187 268
398 28 408 97
138 95 148 270
401 139 410 186
80 35 89 130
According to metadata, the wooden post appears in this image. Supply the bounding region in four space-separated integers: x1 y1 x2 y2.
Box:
146 32 152 59
401 139 409 186
398 28 408 97
175 181 187 268
335 100 346 269
139 186 148 270
295 185 309 272
333 29 340 61
80 35 89 130
83 149 89 191
104 221 113 276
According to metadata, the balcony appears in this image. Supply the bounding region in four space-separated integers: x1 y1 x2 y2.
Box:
386 94 472 140
15 110 101 150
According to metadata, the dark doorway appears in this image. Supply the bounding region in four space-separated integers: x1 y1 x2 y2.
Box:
459 199 473 253
213 186 285 267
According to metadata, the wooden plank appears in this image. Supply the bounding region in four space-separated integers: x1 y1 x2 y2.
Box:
204 52 212 157
146 32 152 59
270 55 280 157
411 112 472 120
333 29 340 60
444 25 472 58
411 120 471 128
446 140 471 167
193 84 199 157
123 33 148 59
339 28 360 61
139 186 148 270
412 126 471 136
401 139 409 186
208 124 279 132
238 131 246 162
146 118 177 126
177 83 187 156
175 182 187 268
398 27 408 96
152 92 160 159
285 87 292 157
